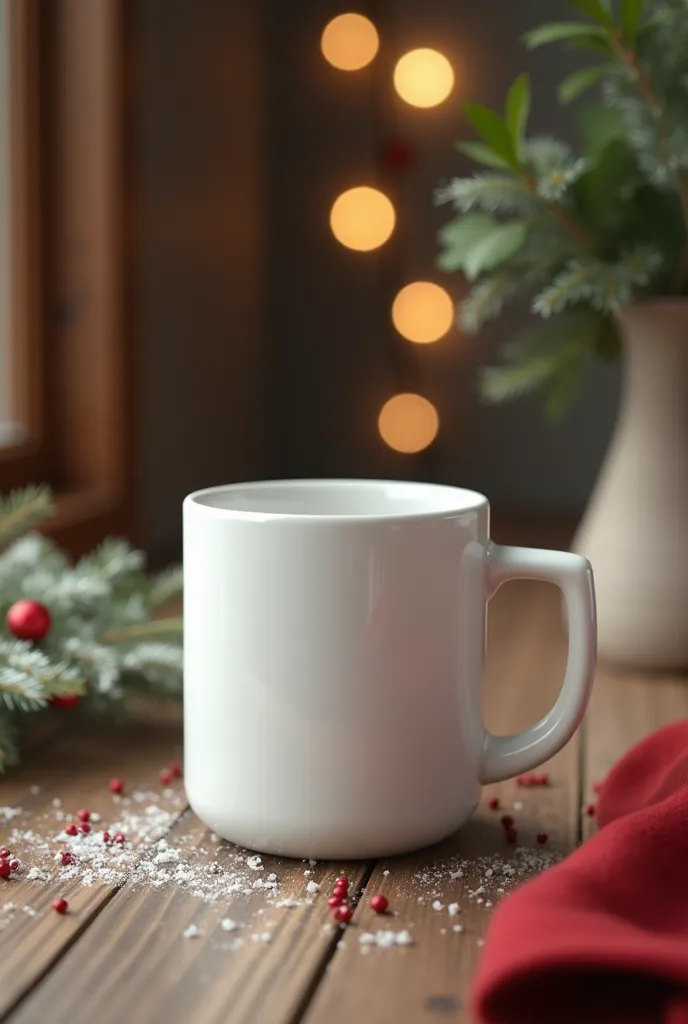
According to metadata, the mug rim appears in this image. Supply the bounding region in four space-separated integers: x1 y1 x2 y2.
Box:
184 478 489 523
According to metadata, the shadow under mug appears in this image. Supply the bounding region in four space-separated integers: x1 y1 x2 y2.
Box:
183 479 596 860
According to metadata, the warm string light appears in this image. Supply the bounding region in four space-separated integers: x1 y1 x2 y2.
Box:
321 13 379 71
330 186 396 251
324 19 457 452
393 48 454 108
378 394 439 454
392 282 454 344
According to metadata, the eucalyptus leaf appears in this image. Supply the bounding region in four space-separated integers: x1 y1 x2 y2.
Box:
523 22 610 49
464 221 527 280
620 0 644 41
564 0 615 26
463 103 519 168
505 74 531 160
437 213 499 272
558 65 610 104
455 141 513 170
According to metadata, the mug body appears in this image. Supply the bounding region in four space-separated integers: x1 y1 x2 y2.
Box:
183 479 490 859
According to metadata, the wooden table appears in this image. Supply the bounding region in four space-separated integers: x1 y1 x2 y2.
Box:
1 576 687 1024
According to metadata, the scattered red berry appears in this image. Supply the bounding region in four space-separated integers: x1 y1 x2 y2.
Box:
534 773 550 786
170 761 182 778
487 797 500 810
159 768 173 786
586 803 597 817
328 894 344 908
60 851 75 866
76 809 90 823
0 860 10 879
0 847 10 858
334 876 349 891
537 833 549 845
333 905 353 923
79 823 91 834
500 815 514 829
51 897 69 914
505 827 518 844
593 781 604 795
517 774 534 787
370 894 389 914
9 859 20 872
65 824 78 836
332 884 348 901
102 832 111 843
109 778 124 795
51 694 81 709
113 832 126 844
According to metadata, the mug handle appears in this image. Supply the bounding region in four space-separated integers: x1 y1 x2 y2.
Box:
479 543 596 785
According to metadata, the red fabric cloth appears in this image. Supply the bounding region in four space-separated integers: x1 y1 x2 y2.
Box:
472 719 688 1024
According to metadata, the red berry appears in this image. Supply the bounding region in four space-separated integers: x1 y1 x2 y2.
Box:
159 768 173 786
51 897 69 914
170 761 182 778
0 860 10 879
9 859 20 871
536 833 549 845
65 824 78 836
332 886 348 903
500 815 514 829
333 905 353 923
517 774 534 787
109 778 124 795
370 894 389 914
76 809 90 823
60 851 75 866
487 797 500 810
334 876 349 891
586 803 597 817
0 847 10 858
102 832 111 843
505 827 518 844
6 599 51 641
51 694 81 709
593 781 604 795
113 832 126 844
79 823 91 834
328 894 344 908
534 773 550 786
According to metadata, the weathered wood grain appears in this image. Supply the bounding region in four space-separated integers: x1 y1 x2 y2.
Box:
0 716 184 1017
302 582 580 1024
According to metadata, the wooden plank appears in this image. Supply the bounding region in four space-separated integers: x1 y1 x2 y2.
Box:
302 582 580 1024
0 714 184 1017
8 806 370 1024
582 664 688 839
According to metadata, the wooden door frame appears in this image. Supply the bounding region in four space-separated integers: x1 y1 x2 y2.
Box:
0 0 138 555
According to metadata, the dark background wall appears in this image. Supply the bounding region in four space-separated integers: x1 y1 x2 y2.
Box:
136 0 621 559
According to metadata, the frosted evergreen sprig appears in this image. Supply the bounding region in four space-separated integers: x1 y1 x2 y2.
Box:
0 486 183 770
0 487 53 550
435 175 539 216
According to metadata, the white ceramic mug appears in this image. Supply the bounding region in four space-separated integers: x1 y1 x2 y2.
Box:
183 479 596 859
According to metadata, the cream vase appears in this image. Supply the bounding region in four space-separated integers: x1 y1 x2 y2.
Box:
572 299 688 671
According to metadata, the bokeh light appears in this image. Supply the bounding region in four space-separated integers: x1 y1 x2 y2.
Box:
393 49 454 108
392 282 454 344
330 186 396 251
378 393 439 453
321 13 379 71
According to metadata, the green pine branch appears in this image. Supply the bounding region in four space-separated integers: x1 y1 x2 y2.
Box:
0 487 54 551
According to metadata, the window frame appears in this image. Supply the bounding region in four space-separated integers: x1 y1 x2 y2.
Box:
0 0 137 555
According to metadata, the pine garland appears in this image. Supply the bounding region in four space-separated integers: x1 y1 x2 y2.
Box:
0 486 183 770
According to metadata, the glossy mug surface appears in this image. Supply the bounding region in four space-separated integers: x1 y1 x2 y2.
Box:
183 479 596 859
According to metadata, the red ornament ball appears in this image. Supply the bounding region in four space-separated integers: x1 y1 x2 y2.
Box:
6 599 51 642
0 860 10 879
333 904 353 924
52 897 69 914
51 694 81 710
370 894 389 914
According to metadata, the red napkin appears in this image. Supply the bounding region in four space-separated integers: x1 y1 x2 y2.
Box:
472 719 688 1024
